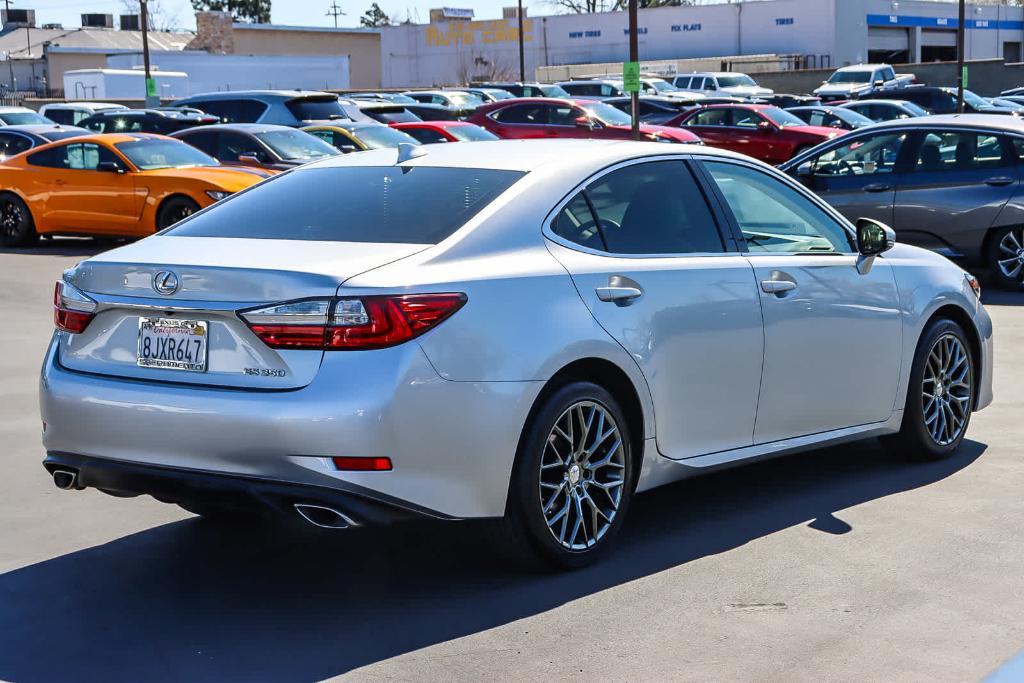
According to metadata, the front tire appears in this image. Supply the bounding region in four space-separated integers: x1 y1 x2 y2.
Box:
0 193 36 247
500 382 635 569
156 196 200 230
887 318 974 460
985 225 1024 291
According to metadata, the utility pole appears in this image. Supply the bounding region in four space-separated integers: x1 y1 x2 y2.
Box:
326 1 344 28
628 0 639 140
517 0 524 83
140 0 159 107
956 0 965 113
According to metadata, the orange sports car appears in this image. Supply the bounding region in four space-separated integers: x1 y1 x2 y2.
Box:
0 133 274 247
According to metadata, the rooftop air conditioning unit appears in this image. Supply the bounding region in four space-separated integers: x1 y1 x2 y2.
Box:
81 13 114 29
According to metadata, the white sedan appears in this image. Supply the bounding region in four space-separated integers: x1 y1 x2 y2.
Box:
41 140 993 568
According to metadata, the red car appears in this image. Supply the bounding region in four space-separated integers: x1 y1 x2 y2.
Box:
674 104 844 164
467 98 701 144
391 121 499 144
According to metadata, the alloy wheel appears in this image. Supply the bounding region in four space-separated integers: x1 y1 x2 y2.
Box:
922 333 972 446
0 199 23 241
539 400 626 551
996 228 1024 283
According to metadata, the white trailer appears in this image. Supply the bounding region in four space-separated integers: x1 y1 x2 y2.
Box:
62 69 189 101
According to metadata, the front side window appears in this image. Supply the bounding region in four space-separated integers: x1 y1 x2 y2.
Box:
686 108 730 126
915 131 1011 172
254 130 338 162
733 109 763 129
809 132 907 177
704 160 854 254
551 160 724 255
166 166 525 244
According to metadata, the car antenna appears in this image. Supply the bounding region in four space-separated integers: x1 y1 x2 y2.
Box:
396 142 427 163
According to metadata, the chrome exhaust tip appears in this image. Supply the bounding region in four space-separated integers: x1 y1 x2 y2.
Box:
52 469 78 491
294 503 356 530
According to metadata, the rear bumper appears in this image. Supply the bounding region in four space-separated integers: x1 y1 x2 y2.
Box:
40 337 543 519
43 451 447 524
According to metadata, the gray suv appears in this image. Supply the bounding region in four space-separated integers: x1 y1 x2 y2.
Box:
171 90 352 127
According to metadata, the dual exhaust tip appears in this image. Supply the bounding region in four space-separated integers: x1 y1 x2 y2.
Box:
52 469 355 530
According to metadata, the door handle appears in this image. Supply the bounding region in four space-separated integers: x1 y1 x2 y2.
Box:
596 286 643 303
984 176 1014 187
761 280 797 295
862 183 892 193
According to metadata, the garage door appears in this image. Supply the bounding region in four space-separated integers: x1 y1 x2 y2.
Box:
869 27 910 63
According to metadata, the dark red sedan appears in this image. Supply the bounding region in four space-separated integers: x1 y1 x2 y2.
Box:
391 121 499 144
675 104 844 164
467 98 701 144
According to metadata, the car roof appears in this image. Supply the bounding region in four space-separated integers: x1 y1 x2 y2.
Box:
394 120 473 128
178 90 335 101
836 63 888 70
698 103 771 111
0 106 35 113
42 102 124 111
862 113 1024 132
177 123 294 133
0 124 86 133
847 99 914 106
304 121 381 132
303 138 747 174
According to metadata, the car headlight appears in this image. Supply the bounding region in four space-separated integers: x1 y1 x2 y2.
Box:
205 190 232 201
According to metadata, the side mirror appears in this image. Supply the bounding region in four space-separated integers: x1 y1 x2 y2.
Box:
96 160 123 173
237 154 263 167
338 144 359 154
796 161 814 177
757 120 774 132
574 116 598 130
856 217 895 256
829 119 845 128
874 79 885 87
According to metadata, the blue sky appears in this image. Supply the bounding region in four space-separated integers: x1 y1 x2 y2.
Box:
20 0 536 31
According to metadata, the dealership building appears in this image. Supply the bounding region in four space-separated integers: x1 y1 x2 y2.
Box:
380 0 1024 87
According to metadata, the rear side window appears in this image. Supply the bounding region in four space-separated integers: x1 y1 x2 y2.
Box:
552 161 724 255
166 166 524 243
286 97 348 122
492 104 546 124
0 132 33 157
915 131 1012 172
44 109 74 125
189 99 268 123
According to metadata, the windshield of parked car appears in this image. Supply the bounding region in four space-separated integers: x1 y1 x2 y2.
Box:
716 75 757 88
115 139 219 170
446 92 485 107
351 125 420 149
165 166 526 243
828 71 873 84
255 129 339 161
447 124 500 142
648 80 678 92
482 89 514 100
541 85 571 97
962 89 992 109
583 102 634 126
832 108 874 127
899 101 929 117
0 111 51 125
761 107 807 127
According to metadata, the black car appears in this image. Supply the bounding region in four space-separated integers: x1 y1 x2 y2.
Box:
602 96 703 125
405 103 472 121
171 123 339 171
0 124 88 158
473 82 570 98
786 105 875 130
356 102 424 124
870 86 1024 116
780 114 1024 290
753 94 821 109
78 109 219 134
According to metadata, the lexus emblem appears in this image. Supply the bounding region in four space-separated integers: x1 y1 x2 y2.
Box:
152 270 179 296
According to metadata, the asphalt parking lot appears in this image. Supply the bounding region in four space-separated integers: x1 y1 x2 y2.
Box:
1 242 1023 682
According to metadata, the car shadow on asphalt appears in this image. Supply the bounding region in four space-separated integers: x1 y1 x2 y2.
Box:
0 238 122 258
0 438 985 681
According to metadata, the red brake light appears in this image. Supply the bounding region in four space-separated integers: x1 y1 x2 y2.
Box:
332 456 393 471
53 281 96 334
240 293 466 351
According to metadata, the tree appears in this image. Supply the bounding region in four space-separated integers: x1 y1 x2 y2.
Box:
190 0 272 24
120 0 180 31
360 3 391 27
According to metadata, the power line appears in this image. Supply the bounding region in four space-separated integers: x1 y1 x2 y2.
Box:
326 1 344 28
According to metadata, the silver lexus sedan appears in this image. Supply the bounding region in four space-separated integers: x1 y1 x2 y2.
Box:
41 140 993 568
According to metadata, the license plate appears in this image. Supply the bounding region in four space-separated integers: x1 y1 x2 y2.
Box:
137 317 208 372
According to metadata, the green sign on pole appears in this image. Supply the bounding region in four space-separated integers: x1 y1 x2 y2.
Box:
623 61 640 93
145 77 158 98
962 65 969 89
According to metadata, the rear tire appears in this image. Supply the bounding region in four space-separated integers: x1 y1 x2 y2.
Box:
499 381 635 570
985 225 1024 291
156 196 200 230
0 193 37 247
885 318 974 461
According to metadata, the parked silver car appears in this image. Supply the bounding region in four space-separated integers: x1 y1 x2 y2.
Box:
41 140 993 568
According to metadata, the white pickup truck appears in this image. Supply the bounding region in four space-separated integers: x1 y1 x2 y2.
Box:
813 64 915 102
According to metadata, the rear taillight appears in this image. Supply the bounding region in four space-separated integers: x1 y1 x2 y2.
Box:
53 281 96 334
240 293 466 350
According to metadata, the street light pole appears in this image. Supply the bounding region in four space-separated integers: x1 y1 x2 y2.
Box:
956 0 965 113
517 0 525 83
141 0 159 107
628 0 639 140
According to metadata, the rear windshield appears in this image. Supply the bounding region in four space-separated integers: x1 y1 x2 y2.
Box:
448 125 499 142
165 166 525 243
286 97 349 122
